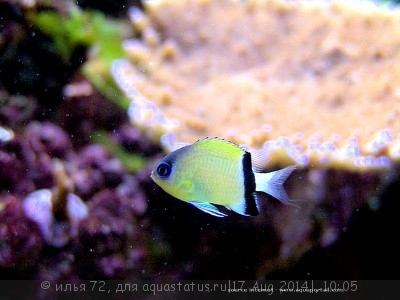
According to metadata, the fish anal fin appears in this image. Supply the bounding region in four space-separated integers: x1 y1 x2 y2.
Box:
189 202 228 217
229 194 259 217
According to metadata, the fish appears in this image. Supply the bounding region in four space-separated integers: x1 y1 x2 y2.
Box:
150 137 295 217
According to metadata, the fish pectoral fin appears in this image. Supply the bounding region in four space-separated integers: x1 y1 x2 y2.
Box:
189 202 228 217
176 180 194 199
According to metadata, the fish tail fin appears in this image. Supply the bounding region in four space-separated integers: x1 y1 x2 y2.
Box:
255 166 296 205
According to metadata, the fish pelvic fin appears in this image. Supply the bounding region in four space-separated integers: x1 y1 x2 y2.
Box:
189 201 228 217
255 166 296 205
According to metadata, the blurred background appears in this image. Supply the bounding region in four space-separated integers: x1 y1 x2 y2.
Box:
1 0 399 289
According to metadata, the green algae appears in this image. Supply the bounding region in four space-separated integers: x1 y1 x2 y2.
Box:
30 6 131 109
92 131 147 174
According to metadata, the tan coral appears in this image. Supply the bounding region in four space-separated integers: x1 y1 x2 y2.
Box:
112 0 400 170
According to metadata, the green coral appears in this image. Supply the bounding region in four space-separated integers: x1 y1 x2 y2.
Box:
30 6 131 109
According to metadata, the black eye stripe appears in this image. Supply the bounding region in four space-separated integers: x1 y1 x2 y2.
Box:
157 162 172 178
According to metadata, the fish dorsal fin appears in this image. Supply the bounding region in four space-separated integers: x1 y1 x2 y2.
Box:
250 147 269 172
193 137 246 158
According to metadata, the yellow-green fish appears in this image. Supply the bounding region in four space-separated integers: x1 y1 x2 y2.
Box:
150 137 295 217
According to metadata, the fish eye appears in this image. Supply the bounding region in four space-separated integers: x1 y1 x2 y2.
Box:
157 162 172 179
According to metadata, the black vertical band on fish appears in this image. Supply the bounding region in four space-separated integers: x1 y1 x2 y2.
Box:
242 151 258 216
